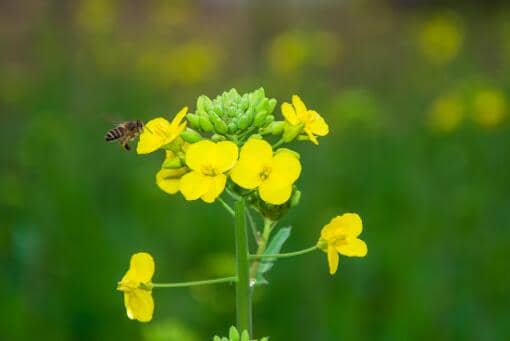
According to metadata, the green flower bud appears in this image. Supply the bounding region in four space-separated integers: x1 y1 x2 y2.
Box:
282 122 304 142
238 112 253 130
269 121 285 135
196 95 212 112
161 156 183 169
290 189 301 208
267 98 277 113
186 113 200 129
227 121 237 133
229 326 239 341
263 114 274 126
209 112 228 134
199 115 214 132
180 128 202 143
211 133 226 142
254 110 268 127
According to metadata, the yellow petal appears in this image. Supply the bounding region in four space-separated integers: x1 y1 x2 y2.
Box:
124 290 154 322
308 110 329 136
211 141 238 173
239 138 273 170
170 107 188 129
230 159 261 189
337 238 368 257
330 213 363 237
305 128 319 145
185 140 215 171
281 102 299 125
156 168 186 194
129 252 155 283
137 117 172 154
327 246 339 275
201 174 226 203
179 171 211 200
269 150 301 185
292 95 308 117
259 181 292 205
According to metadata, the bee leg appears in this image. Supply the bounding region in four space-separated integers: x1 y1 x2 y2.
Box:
123 142 131 151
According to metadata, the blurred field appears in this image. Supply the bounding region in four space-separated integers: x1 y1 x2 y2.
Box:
1 0 509 340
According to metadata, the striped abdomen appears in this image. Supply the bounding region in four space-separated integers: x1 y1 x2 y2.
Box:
105 126 125 141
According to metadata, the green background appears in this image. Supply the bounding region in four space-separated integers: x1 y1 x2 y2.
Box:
1 0 509 340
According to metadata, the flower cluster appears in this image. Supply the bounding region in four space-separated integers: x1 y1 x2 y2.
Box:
136 88 326 207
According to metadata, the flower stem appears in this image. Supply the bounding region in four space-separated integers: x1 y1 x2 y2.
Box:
151 276 237 288
218 197 235 216
249 218 275 279
234 199 252 336
249 245 318 260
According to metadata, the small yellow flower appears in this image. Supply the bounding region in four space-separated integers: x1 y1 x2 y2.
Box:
117 252 155 322
317 213 367 275
179 140 238 203
137 107 188 154
281 95 329 145
231 139 301 205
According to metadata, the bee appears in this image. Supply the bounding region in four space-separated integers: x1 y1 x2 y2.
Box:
105 120 144 151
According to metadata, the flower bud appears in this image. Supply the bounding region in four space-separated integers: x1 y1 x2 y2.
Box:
186 113 201 130
263 115 274 126
180 128 202 143
196 95 213 112
228 121 237 133
211 133 226 142
282 122 304 142
199 116 214 132
161 156 183 169
269 121 285 135
254 110 268 127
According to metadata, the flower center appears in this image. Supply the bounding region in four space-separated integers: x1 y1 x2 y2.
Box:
202 164 217 176
259 166 272 181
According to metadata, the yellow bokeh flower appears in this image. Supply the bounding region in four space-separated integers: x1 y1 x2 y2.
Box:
281 95 329 145
137 107 188 154
317 213 367 275
117 252 155 322
231 139 301 205
473 89 507 128
179 140 238 203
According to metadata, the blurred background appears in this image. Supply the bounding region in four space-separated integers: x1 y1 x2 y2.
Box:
1 0 509 340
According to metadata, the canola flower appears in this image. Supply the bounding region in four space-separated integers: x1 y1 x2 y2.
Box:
231 139 301 205
117 252 155 322
179 140 238 203
137 107 188 154
317 213 368 275
115 88 367 339
281 95 329 145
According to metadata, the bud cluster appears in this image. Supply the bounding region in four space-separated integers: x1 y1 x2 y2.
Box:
183 88 277 144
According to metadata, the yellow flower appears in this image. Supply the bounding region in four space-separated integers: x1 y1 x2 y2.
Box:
317 213 367 275
179 140 238 203
156 151 188 195
117 252 155 322
137 107 188 154
231 139 301 205
281 95 329 145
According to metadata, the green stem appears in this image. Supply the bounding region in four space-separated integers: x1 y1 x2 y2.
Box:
234 200 252 336
249 218 274 279
151 276 237 288
245 206 260 243
272 138 284 149
249 245 318 260
218 197 235 216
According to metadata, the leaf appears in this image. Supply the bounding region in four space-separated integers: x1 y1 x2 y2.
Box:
255 227 291 285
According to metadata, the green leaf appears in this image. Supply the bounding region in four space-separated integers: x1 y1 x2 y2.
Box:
255 227 291 285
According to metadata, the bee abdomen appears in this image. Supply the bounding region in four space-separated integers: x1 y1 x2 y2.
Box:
105 127 124 141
